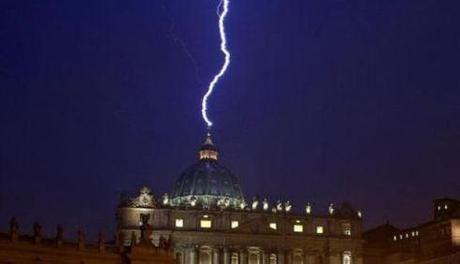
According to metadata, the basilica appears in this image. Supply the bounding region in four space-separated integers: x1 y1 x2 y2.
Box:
117 134 364 264
2 134 458 264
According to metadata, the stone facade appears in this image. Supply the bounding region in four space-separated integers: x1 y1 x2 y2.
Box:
117 192 364 264
116 135 364 264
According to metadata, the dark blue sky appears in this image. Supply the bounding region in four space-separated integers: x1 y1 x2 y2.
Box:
1 0 460 239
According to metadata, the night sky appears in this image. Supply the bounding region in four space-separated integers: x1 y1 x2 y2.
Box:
1 0 460 240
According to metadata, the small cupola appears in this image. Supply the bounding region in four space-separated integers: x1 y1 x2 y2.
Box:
199 133 219 160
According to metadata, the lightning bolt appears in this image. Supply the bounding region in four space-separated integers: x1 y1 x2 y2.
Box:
201 0 231 128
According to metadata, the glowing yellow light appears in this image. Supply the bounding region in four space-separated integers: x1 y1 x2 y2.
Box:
316 226 324 234
343 223 352 236
231 220 239 229
293 224 303 233
200 219 212 228
343 251 352 264
452 220 460 246
269 222 277 230
175 219 184 228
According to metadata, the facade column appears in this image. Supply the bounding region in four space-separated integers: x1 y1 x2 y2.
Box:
240 249 248 264
328 252 340 264
262 251 269 264
304 252 315 264
278 250 285 264
188 246 198 264
285 250 292 264
353 253 363 264
213 247 221 264
223 247 230 264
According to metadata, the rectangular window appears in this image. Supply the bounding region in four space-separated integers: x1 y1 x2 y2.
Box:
269 222 277 230
200 219 212 228
316 225 324 234
139 213 150 226
293 224 303 233
231 220 239 229
175 219 184 228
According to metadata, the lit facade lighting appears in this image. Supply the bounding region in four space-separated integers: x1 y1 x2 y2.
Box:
293 224 303 233
175 219 184 228
285 201 292 212
263 198 269 211
329 204 335 215
200 219 212 228
252 198 259 210
316 226 324 234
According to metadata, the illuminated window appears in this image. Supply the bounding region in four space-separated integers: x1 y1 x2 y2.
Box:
342 251 352 264
445 204 448 210
437 205 441 211
400 234 403 240
405 233 409 238
343 223 352 236
269 253 277 264
293 224 303 233
200 219 212 228
316 226 324 234
232 253 239 264
269 222 277 230
393 236 397 241
231 220 239 229
411 231 415 237
175 219 184 228
415 231 419 236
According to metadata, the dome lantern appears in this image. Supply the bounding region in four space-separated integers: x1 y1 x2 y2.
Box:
199 133 219 160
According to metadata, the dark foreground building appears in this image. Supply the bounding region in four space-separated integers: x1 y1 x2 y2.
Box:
117 135 364 264
0 217 173 264
363 198 460 264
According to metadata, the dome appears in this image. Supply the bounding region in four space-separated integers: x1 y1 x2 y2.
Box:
170 134 245 208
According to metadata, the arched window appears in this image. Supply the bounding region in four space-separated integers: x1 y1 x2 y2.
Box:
269 253 277 264
231 253 239 264
175 252 183 264
248 253 259 264
200 251 211 264
293 254 303 264
342 251 352 264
